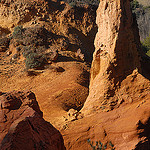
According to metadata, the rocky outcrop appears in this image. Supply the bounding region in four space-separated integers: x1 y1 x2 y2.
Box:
0 0 97 62
61 1 150 149
0 91 66 150
0 0 94 126
136 6 150 41
81 0 150 115
62 97 150 150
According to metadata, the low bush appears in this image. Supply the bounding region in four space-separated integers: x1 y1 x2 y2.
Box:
25 52 47 70
22 46 34 57
12 26 50 48
12 25 59 69
22 26 49 47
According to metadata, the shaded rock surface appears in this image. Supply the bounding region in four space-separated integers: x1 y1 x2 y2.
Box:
134 0 150 41
0 91 66 150
137 8 150 41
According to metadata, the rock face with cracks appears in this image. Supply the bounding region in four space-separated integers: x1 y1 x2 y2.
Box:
0 0 93 127
0 91 66 150
81 0 150 114
61 0 150 150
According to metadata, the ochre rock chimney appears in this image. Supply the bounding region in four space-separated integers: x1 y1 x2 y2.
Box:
81 0 149 115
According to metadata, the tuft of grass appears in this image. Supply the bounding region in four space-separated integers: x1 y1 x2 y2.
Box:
87 139 115 150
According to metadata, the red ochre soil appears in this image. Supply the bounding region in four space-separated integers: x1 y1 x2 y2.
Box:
0 0 150 150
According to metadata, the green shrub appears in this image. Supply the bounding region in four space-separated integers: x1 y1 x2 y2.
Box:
25 52 47 69
142 34 150 49
22 26 49 47
12 25 24 39
22 46 33 57
130 0 140 11
143 5 150 10
130 0 143 18
87 139 115 150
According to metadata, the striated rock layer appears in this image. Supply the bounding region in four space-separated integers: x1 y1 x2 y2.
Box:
81 0 150 114
0 91 66 150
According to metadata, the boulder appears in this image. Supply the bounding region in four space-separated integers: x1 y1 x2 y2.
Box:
0 91 66 150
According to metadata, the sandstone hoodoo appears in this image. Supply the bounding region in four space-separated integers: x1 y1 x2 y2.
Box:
61 1 150 150
81 0 150 114
0 91 66 150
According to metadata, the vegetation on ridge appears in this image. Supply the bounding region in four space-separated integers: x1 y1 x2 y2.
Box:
12 25 50 69
131 0 150 57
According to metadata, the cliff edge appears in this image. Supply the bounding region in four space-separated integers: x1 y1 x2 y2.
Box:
61 1 150 149
81 0 150 114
